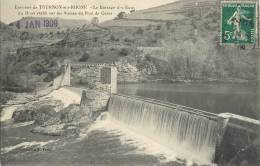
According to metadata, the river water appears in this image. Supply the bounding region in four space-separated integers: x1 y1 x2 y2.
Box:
1 83 259 166
118 83 260 120
1 118 196 166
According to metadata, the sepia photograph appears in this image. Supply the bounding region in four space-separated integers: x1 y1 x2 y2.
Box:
0 0 260 166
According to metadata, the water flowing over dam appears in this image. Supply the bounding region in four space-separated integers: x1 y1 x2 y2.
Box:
108 94 220 163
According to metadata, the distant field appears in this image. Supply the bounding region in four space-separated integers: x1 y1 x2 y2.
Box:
101 19 163 27
102 0 217 27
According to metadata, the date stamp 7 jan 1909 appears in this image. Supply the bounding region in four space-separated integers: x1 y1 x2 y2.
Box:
220 1 258 45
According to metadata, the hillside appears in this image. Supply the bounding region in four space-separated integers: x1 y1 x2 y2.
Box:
0 21 17 42
101 0 259 82
0 0 259 92
102 0 217 26
127 0 216 18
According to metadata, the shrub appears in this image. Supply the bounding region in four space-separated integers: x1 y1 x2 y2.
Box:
118 48 128 56
0 92 14 105
124 37 133 43
136 27 144 35
117 12 126 19
34 105 57 125
165 21 173 30
156 25 161 30
99 51 104 56
110 34 116 41
31 63 47 75
145 54 152 61
44 72 55 82
79 52 90 62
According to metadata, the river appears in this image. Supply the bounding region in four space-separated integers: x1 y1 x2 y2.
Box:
118 83 260 120
1 83 259 166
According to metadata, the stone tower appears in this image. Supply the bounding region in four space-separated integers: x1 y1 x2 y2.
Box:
100 66 117 94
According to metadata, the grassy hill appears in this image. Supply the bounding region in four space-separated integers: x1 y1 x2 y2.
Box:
0 21 18 42
101 0 259 82
102 0 217 26
0 0 259 92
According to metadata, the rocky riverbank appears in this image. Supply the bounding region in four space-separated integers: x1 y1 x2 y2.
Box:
114 58 257 84
11 102 99 137
1 87 109 137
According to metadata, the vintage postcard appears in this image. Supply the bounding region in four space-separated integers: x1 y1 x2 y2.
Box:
0 0 260 166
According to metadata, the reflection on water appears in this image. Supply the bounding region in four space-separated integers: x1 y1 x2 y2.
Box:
118 83 259 119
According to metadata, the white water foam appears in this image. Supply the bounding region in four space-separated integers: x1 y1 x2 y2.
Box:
10 121 35 128
45 87 81 107
108 95 219 164
1 87 81 122
1 121 35 129
1 140 57 155
0 105 20 122
89 113 216 166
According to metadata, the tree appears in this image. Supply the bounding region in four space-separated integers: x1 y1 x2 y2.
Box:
99 49 105 56
136 27 144 35
156 25 161 30
146 24 152 30
91 17 99 25
117 12 126 19
19 32 30 40
79 52 90 62
165 21 173 30
31 63 47 75
110 34 116 41
118 48 128 56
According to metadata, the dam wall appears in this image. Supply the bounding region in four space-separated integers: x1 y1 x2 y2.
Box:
80 90 110 112
107 94 260 165
108 94 220 163
53 62 259 164
214 113 260 165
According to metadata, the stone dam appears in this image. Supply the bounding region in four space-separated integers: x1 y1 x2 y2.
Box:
42 63 260 165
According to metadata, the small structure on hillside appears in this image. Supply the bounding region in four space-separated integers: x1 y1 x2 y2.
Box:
69 63 117 94
53 63 117 94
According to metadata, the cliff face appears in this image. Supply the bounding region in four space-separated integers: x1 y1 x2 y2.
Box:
115 58 158 83
116 59 140 83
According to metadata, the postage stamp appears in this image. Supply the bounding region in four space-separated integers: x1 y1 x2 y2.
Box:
220 1 258 45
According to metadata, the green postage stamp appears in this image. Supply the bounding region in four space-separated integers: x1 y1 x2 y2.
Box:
220 1 258 45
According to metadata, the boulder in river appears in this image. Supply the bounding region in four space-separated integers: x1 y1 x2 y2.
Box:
12 107 36 122
34 105 59 125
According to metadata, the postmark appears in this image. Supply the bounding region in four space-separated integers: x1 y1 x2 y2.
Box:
220 1 258 45
15 18 58 29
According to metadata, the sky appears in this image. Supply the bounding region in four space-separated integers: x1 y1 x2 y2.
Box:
0 0 176 24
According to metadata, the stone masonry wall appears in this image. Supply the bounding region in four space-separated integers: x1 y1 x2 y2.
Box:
70 63 117 93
